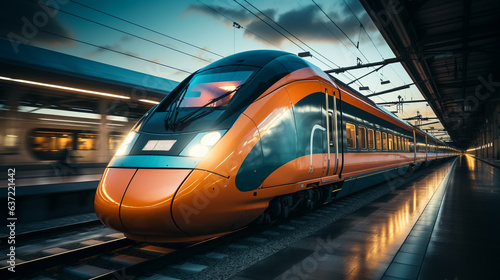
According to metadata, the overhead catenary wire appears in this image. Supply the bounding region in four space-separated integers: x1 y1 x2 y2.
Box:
320 0 409 108
70 0 224 58
240 0 342 69
312 0 357 48
312 0 387 85
55 8 213 63
196 0 284 50
295 1 372 88
341 0 406 85
232 1 307 53
235 0 368 90
340 0 430 121
332 1 426 121
0 18 192 74
312 0 372 65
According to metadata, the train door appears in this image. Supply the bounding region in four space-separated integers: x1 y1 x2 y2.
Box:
323 86 340 180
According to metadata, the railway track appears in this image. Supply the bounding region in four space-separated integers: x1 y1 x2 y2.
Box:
0 220 259 279
0 219 102 246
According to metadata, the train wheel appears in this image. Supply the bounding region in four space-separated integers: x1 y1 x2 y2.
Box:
281 195 292 219
303 188 321 211
254 195 294 225
254 198 281 225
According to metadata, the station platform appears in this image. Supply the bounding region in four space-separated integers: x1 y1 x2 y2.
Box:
0 165 104 194
0 165 104 226
230 156 500 280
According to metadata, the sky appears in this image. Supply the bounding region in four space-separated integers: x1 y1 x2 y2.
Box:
2 0 448 140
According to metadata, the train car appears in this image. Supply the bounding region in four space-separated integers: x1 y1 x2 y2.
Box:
95 50 459 242
0 110 131 167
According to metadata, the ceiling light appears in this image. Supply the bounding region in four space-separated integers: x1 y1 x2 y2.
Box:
0 75 130 100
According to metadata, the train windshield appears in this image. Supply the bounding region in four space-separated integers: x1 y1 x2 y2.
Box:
178 67 255 108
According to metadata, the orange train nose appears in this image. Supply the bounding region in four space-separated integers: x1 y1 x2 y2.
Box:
95 168 192 240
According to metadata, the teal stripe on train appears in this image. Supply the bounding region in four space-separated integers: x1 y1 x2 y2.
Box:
109 155 201 169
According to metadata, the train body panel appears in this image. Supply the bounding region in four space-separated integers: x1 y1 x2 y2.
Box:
94 50 460 242
120 168 191 236
94 168 138 232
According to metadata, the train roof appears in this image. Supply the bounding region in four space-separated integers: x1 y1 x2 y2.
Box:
329 74 448 145
330 76 414 127
199 50 289 72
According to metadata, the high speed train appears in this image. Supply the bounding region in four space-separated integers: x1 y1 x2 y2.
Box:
95 50 459 243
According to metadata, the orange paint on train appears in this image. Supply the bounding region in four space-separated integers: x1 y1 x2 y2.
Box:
119 169 191 237
171 169 268 237
94 168 137 232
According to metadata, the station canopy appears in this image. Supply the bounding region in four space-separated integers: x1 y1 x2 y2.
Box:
360 0 500 148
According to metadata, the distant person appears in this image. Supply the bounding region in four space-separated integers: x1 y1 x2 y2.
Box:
55 142 78 176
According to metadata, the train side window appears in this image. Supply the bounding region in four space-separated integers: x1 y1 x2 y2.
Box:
358 126 367 150
77 133 98 150
394 136 398 150
397 136 401 150
388 134 393 150
382 132 388 150
367 129 375 150
32 131 73 151
328 111 334 146
376 131 381 150
109 133 124 150
346 123 356 149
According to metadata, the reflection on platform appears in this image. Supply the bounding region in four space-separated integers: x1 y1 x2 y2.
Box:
231 160 456 280
320 161 453 279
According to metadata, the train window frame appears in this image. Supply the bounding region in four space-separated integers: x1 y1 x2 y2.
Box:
328 111 334 146
396 136 400 151
382 132 388 150
77 132 98 150
358 126 367 150
388 134 393 150
367 129 375 150
375 131 381 150
108 132 124 151
346 123 356 149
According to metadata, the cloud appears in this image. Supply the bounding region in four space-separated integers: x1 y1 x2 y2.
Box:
86 36 141 58
196 46 216 63
0 1 74 47
184 4 254 27
185 2 384 48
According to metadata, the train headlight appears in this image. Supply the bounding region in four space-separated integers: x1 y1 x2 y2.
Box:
200 131 222 146
181 131 224 158
189 144 210 158
115 131 138 156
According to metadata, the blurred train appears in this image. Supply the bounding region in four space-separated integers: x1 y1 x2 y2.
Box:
0 109 131 167
94 50 460 243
